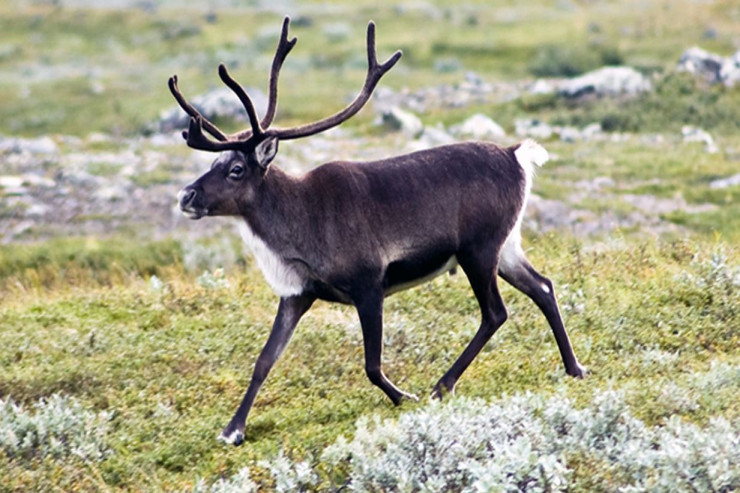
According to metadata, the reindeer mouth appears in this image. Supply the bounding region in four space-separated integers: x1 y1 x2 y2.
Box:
178 189 207 220
181 208 206 220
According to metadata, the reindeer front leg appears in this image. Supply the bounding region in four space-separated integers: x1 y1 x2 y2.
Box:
354 289 418 404
219 294 315 446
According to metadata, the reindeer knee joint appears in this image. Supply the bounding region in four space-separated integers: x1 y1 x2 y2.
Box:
365 365 384 386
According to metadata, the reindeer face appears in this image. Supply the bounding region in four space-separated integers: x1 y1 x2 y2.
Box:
177 137 279 220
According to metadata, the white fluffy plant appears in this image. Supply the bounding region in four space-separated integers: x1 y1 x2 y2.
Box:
322 386 740 492
0 394 111 462
196 367 740 492
322 396 569 493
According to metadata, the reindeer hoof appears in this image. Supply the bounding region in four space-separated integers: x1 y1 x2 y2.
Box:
218 428 245 446
401 392 419 403
430 382 455 400
568 363 588 379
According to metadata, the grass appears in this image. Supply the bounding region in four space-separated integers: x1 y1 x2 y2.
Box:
0 234 738 490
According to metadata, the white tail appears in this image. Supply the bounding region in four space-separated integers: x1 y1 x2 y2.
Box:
514 138 549 184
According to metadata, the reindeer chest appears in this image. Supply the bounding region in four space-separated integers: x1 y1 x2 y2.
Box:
236 220 305 298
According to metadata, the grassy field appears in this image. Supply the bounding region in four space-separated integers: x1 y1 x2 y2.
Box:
1 0 740 491
1 235 738 490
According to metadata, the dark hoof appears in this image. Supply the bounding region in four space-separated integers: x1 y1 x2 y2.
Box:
218 428 245 446
430 382 455 400
568 363 588 379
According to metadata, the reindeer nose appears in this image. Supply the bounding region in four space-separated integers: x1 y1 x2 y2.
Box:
178 188 196 208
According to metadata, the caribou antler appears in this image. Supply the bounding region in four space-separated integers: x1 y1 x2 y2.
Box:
169 18 401 153
168 16 298 151
261 16 297 128
168 75 229 142
271 21 402 140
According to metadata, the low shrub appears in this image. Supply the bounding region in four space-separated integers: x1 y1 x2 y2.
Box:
196 380 740 492
0 394 111 463
529 43 623 78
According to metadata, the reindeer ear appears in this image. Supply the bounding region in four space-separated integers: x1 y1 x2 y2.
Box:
254 135 279 170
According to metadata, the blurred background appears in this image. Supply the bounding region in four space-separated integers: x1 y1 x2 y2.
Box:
2 0 740 245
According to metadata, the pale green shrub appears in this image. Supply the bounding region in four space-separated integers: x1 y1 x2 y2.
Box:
192 468 258 493
196 268 229 290
196 369 740 492
0 394 111 462
324 387 739 492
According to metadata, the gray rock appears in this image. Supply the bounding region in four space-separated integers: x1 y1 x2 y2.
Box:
559 66 651 98
0 174 55 191
0 135 58 154
557 126 581 142
555 122 603 142
710 173 740 189
682 125 718 154
677 46 725 84
677 46 740 88
380 106 424 137
720 51 740 88
0 176 24 189
158 86 268 133
453 113 506 140
582 123 603 140
528 79 555 95
515 119 553 140
418 124 456 147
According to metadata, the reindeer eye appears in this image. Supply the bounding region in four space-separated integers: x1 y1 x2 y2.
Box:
228 165 245 180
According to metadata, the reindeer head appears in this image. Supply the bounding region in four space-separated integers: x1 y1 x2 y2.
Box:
171 17 401 219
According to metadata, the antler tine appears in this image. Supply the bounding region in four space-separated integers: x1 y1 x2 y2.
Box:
261 16 298 129
168 75 229 142
365 21 403 84
273 21 402 140
218 64 264 139
184 116 245 153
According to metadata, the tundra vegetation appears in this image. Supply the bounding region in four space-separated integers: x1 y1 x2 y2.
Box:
1 0 739 491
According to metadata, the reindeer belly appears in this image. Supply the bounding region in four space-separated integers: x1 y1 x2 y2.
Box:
383 250 458 296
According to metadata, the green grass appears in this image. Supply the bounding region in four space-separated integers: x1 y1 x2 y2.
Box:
1 234 738 490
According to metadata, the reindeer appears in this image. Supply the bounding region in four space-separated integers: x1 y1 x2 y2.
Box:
170 17 586 446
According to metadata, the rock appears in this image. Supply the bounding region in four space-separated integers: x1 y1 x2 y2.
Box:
158 86 268 133
720 51 740 88
0 176 24 189
559 66 651 98
555 122 603 142
26 202 50 217
0 135 58 154
0 174 55 192
418 124 456 147
528 79 555 95
677 46 740 88
582 123 603 140
682 125 718 153
453 113 506 141
557 126 581 142
677 46 725 84
515 119 553 140
94 184 130 202
710 173 740 189
380 106 424 137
